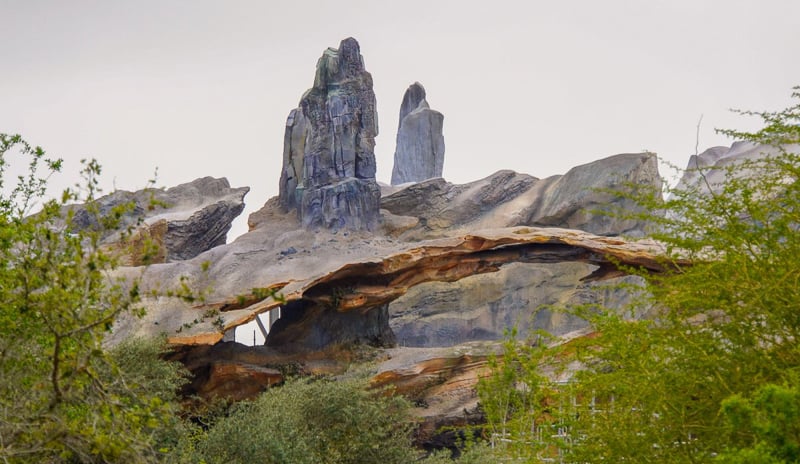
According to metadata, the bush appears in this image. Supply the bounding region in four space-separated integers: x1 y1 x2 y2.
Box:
179 376 417 464
0 134 187 462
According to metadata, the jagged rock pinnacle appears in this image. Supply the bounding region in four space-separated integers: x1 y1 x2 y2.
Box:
278 37 380 230
391 82 445 185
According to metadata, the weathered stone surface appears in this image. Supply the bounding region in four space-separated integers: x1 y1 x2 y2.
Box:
265 301 395 352
391 82 445 185
69 176 248 262
381 152 660 239
277 37 380 230
389 263 645 347
398 81 428 125
278 108 308 211
370 330 594 450
169 341 347 402
191 361 283 400
381 171 535 235
299 177 381 230
111 221 680 350
371 343 495 447
379 208 420 237
523 152 660 236
674 142 787 194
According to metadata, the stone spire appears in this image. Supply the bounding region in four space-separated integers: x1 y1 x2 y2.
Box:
390 82 445 185
278 37 380 230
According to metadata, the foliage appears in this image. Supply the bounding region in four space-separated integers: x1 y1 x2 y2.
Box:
0 134 187 462
476 328 565 462
420 442 501 463
106 337 192 456
176 376 417 464
478 86 800 462
716 382 800 463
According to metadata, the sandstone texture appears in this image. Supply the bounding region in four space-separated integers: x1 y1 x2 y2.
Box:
278 37 380 231
111 218 677 351
391 82 445 185
68 176 248 262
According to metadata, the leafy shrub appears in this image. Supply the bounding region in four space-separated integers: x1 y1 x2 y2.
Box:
179 376 416 464
478 87 800 462
0 134 187 463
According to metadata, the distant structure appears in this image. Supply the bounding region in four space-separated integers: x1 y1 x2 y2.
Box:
278 37 380 231
391 82 445 185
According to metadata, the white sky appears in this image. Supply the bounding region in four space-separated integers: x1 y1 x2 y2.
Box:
3 0 799 239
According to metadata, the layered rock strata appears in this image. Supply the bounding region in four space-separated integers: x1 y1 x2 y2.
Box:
391 82 445 185
278 37 380 230
68 176 248 263
113 224 680 350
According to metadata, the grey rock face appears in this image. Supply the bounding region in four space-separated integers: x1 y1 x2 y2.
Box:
391 82 445 185
300 178 381 230
279 108 308 211
266 300 395 352
389 262 646 347
381 152 660 238
278 37 380 231
523 152 660 236
673 142 788 195
69 176 248 261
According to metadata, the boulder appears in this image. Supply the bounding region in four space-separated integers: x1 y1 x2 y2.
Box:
278 37 380 231
68 176 248 262
523 152 660 236
391 82 445 185
381 152 660 238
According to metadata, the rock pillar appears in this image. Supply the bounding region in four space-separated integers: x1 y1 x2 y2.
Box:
278 37 380 230
391 82 445 185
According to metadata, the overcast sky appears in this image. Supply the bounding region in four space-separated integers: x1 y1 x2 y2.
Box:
3 0 799 239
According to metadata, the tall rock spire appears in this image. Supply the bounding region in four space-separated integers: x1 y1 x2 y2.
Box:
391 82 445 185
278 37 380 230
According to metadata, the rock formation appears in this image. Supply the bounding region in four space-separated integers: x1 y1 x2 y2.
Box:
278 37 380 231
97 149 669 437
112 224 678 349
103 149 667 371
96 38 712 449
382 152 660 239
68 176 248 262
388 263 645 347
674 141 787 194
391 82 445 185
97 155 672 451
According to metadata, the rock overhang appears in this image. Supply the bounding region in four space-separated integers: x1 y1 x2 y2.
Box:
113 224 680 348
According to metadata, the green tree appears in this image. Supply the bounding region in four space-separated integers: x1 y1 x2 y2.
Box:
716 382 800 463
0 134 187 463
178 376 417 464
479 86 800 462
476 329 564 462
